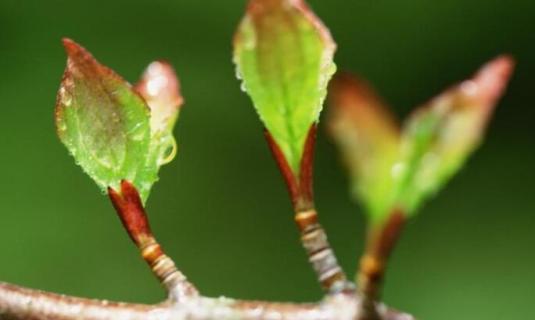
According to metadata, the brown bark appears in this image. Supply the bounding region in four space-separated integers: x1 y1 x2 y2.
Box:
0 282 414 320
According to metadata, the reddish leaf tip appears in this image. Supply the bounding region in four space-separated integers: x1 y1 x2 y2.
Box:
484 54 515 73
471 55 515 105
59 38 124 84
329 72 380 111
242 0 335 51
479 54 515 84
416 55 515 120
135 60 184 111
328 71 399 137
61 37 75 48
62 38 86 58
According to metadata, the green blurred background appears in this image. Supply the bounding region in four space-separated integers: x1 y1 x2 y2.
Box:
0 0 534 319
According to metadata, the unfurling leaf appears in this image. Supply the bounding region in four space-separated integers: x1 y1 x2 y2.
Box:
135 61 183 138
328 74 399 219
233 0 336 175
134 61 183 198
328 56 514 223
56 39 183 203
393 56 514 215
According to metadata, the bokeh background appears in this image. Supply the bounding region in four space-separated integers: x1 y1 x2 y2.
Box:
0 0 534 319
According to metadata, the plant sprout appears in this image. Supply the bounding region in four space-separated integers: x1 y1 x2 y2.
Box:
328 56 514 318
0 0 515 319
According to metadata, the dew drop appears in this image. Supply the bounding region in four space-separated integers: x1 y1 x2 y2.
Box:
234 67 242 80
158 138 177 166
327 62 337 76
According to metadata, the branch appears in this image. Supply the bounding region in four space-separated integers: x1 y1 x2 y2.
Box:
0 282 414 320
0 183 414 320
265 127 351 293
0 182 414 320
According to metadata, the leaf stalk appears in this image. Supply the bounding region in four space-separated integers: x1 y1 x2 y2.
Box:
108 180 198 302
357 209 406 320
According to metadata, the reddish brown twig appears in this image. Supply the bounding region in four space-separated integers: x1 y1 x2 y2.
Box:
357 210 406 320
265 126 351 293
108 180 198 301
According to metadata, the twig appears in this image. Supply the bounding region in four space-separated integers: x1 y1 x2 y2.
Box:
108 180 198 301
0 282 414 320
357 210 406 320
294 209 350 292
0 182 414 320
265 127 351 293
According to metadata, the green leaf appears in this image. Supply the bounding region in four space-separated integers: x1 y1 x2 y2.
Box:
392 56 514 215
328 73 399 219
328 56 514 223
55 39 182 203
233 0 336 174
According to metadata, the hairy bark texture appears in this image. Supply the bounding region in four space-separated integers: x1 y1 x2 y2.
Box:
0 282 414 320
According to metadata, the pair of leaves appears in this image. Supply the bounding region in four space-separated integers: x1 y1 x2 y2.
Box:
56 39 182 203
328 56 514 223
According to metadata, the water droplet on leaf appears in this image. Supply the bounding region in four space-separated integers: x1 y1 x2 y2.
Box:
157 138 177 165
